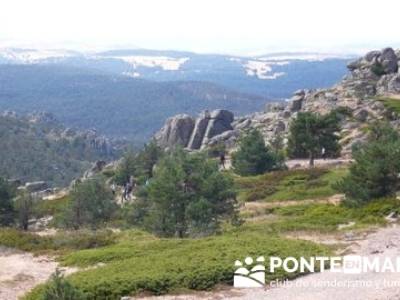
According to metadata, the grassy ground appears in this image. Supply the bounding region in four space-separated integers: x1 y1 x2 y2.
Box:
268 198 399 233
236 167 347 203
24 228 330 300
0 228 116 255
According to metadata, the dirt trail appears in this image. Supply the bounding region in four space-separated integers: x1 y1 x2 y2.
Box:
222 158 352 171
137 225 400 300
285 158 353 169
0 247 77 300
0 248 58 300
243 194 343 210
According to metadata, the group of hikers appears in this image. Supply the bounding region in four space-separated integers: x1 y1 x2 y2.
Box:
110 175 137 203
109 151 228 204
107 146 331 202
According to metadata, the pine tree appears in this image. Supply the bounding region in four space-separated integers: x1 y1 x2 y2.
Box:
135 140 163 180
287 111 340 166
114 141 162 185
0 177 15 226
65 179 117 229
336 122 400 205
15 192 34 231
114 150 137 185
232 129 281 176
136 149 238 237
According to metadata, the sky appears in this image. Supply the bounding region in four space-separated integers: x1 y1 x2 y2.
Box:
1 0 400 55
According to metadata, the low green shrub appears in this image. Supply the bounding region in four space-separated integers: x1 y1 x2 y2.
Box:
236 168 347 203
371 62 386 76
51 230 116 251
354 198 400 221
0 228 116 254
41 269 86 300
269 198 400 232
272 204 352 232
0 228 54 252
25 230 329 299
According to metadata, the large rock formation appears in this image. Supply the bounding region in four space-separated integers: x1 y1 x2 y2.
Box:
200 110 234 148
187 111 212 149
155 110 234 150
154 114 195 149
347 47 398 75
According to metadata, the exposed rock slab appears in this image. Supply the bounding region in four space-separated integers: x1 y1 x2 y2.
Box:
156 110 234 150
154 114 195 149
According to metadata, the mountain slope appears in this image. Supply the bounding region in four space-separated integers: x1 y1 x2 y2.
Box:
0 112 116 186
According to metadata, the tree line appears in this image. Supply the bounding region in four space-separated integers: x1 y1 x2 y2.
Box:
1 110 399 237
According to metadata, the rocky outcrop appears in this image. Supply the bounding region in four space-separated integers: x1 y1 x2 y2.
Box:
156 110 234 150
154 114 195 149
380 48 399 74
288 90 306 112
388 75 400 93
265 102 285 113
187 111 212 149
347 47 398 75
201 110 234 147
377 74 400 94
20 181 48 193
78 129 113 156
83 160 107 179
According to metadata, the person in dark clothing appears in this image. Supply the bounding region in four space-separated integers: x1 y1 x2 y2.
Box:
121 182 131 203
219 152 226 170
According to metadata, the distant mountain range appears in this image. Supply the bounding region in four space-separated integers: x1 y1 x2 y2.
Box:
0 48 353 98
0 48 354 141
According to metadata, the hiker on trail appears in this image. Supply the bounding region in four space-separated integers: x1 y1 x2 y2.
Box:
111 183 116 195
219 152 226 170
122 181 131 203
321 147 326 160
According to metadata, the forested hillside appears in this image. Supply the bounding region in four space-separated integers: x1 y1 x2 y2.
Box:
0 112 116 186
0 64 267 141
